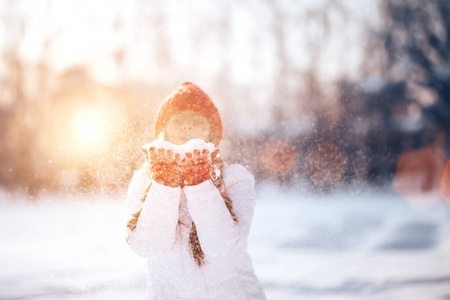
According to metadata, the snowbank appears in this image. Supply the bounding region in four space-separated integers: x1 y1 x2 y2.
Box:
1 188 450 299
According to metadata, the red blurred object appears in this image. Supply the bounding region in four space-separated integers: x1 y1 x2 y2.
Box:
392 145 446 206
259 140 299 177
439 160 450 203
304 142 348 187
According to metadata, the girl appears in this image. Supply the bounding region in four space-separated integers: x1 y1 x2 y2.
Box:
125 82 266 300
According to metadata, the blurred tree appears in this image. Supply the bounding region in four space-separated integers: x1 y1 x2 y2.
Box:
0 0 63 196
266 0 288 127
0 0 35 194
365 0 450 156
262 0 352 133
134 0 173 85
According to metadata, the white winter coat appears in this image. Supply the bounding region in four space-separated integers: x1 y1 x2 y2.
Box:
125 163 266 300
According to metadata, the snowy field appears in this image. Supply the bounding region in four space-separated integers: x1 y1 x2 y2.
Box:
1 186 450 300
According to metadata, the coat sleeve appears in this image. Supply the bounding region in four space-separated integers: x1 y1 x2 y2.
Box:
125 166 181 258
124 164 151 217
183 164 256 257
183 180 239 257
222 164 256 245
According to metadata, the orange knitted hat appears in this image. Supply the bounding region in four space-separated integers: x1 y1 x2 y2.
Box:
154 82 223 145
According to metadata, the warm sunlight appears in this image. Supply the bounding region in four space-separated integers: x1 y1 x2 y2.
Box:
71 109 110 151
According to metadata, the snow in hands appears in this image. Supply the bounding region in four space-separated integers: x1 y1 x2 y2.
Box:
141 138 220 187
142 138 217 160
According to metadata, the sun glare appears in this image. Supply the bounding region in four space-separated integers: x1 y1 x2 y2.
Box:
72 109 109 151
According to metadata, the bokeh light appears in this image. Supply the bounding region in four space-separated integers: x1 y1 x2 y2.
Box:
392 146 446 206
304 142 348 187
259 140 299 177
439 160 450 203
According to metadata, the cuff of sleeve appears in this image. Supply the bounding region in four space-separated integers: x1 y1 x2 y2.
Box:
183 179 215 194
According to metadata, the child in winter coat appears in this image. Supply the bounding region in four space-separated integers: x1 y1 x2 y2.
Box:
125 82 266 300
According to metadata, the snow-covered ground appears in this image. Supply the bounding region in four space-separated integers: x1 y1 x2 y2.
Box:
1 186 450 300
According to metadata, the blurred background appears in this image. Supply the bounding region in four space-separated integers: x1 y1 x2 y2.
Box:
0 0 449 199
1 0 450 299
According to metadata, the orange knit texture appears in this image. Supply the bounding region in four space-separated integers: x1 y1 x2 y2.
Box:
154 82 223 145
